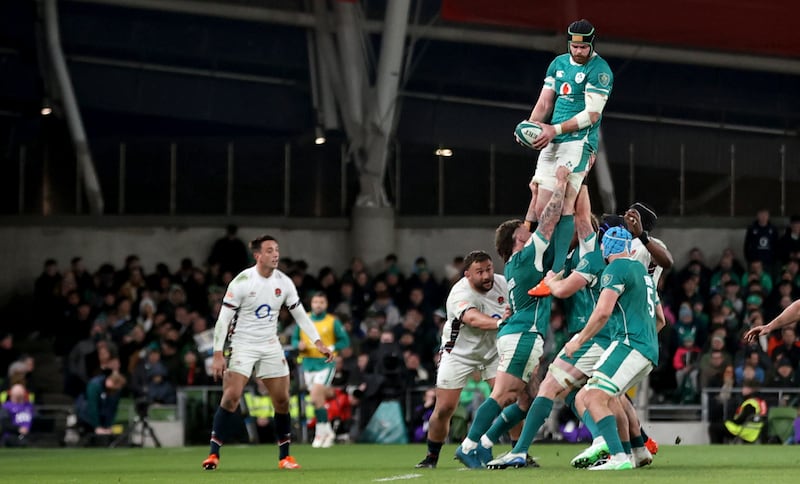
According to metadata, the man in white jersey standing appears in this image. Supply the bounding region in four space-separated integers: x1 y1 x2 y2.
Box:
524 19 613 274
202 235 332 471
415 250 509 468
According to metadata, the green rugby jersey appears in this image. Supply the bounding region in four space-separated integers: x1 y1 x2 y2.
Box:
563 244 616 346
600 257 659 363
500 238 554 337
543 52 613 151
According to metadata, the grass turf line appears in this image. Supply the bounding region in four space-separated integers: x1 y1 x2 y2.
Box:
6 443 800 483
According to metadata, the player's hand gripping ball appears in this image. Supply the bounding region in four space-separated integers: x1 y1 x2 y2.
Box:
514 120 543 149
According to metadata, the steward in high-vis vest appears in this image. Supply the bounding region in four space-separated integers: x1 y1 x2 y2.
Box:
291 292 350 448
724 381 768 443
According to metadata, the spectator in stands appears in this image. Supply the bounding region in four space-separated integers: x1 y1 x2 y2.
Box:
132 347 176 404
375 254 405 290
71 256 95 302
317 267 341 308
672 303 700 354
777 215 800 266
76 371 127 442
765 280 796 321
65 322 105 397
780 258 800 289
207 224 249 279
0 332 20 387
367 280 402 329
108 298 136 346
411 387 436 443
118 266 146 306
734 350 766 385
93 264 116 302
721 278 744 316
137 297 157 335
113 255 142 293
406 286 434 323
677 247 713 299
403 352 431 387
710 252 741 295
742 260 773 299
87 340 120 380
744 209 779 272
358 331 407 427
766 358 798 404
672 271 703 312
771 325 800 369
186 268 210 315
700 341 732 390
118 324 147 375
405 259 441 309
3 356 35 397
290 260 319 302
342 257 369 284
673 330 702 402
33 258 62 336
1 383 33 447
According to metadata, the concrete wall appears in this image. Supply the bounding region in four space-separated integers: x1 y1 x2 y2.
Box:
644 421 710 446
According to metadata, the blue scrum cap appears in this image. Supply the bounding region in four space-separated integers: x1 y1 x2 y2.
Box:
602 226 632 258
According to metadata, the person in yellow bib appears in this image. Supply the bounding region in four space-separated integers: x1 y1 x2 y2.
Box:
292 292 350 448
724 380 767 443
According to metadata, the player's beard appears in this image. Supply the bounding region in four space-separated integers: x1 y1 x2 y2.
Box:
477 279 494 293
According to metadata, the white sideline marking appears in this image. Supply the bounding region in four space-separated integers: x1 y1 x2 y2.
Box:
373 473 423 481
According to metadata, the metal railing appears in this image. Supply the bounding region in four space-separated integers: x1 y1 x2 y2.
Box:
5 132 798 218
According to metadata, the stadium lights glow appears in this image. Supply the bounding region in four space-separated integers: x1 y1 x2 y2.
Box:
41 106 53 116
434 148 453 157
314 126 326 145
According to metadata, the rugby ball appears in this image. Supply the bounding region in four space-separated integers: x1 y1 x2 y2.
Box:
514 120 542 148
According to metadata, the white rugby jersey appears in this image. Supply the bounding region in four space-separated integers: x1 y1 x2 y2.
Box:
441 274 508 360
629 236 668 288
221 266 300 349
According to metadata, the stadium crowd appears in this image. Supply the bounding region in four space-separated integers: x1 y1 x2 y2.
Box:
1 213 800 446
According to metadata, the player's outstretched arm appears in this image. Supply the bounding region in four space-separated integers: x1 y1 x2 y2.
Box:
744 299 800 342
461 308 503 331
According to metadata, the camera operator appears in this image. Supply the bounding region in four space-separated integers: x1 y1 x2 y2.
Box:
76 371 127 444
131 347 177 404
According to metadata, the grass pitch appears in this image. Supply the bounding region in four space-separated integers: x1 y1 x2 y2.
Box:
5 443 799 483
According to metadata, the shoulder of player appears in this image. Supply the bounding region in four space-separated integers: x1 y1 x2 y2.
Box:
226 267 256 293
649 236 668 249
549 53 571 68
588 53 611 69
